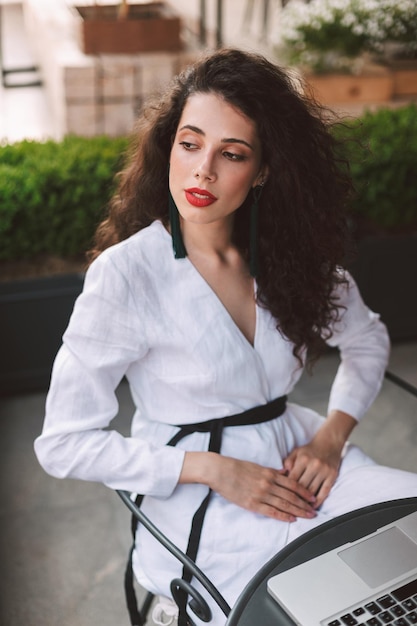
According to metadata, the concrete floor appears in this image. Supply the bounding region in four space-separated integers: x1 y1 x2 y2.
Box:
1 2 416 625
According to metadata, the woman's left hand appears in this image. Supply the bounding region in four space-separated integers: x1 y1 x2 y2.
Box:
283 410 358 509
283 438 341 509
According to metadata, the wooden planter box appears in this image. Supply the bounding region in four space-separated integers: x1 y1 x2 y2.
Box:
349 233 417 342
75 2 182 54
0 274 84 396
305 71 394 104
389 60 417 97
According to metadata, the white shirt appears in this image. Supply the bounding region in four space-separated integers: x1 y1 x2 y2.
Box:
36 220 406 624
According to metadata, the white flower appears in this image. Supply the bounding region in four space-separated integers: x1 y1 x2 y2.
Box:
278 0 417 70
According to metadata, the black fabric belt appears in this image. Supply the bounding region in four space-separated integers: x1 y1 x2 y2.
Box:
168 394 287 447
167 395 287 626
124 395 287 626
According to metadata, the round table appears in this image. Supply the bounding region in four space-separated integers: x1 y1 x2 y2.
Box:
226 497 417 626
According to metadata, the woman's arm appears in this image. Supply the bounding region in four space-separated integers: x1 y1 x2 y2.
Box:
34 252 186 497
326 272 390 419
284 271 390 508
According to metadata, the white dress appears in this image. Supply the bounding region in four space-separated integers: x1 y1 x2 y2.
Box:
34 220 417 625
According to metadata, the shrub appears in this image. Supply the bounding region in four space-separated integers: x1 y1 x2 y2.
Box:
0 135 129 262
334 104 417 233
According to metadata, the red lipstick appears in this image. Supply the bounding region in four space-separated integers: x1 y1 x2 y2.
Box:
185 187 217 207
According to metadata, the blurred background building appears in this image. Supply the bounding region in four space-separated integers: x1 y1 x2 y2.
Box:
0 0 285 141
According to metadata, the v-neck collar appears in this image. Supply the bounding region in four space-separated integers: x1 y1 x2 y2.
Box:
184 256 259 350
155 220 259 351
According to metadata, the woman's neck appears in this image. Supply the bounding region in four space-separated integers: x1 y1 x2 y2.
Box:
181 216 236 260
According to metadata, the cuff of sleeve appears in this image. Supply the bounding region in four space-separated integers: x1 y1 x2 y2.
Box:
101 442 186 498
147 445 186 499
327 397 366 422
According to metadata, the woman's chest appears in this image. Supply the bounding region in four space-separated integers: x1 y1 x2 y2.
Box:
139 278 302 396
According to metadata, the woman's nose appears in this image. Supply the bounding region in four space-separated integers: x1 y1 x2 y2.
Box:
194 151 217 181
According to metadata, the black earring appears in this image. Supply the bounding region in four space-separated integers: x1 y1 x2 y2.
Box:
249 184 264 278
168 190 187 259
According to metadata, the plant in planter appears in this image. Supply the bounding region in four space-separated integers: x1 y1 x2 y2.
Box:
334 105 417 234
333 104 417 341
276 0 417 101
367 0 417 96
278 0 371 74
74 1 183 55
0 135 129 395
367 0 417 62
0 135 129 275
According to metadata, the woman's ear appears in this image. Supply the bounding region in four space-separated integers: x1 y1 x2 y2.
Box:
254 165 269 188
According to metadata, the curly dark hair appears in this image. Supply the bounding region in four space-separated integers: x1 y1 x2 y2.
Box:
88 48 353 366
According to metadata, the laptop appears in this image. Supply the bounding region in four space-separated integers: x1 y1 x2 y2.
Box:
267 511 417 626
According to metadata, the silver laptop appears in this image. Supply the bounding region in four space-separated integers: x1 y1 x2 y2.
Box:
267 511 417 626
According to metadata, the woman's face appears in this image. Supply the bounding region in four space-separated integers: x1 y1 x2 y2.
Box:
169 92 266 229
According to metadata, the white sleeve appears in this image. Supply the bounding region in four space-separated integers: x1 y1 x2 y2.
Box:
325 271 390 421
34 252 185 497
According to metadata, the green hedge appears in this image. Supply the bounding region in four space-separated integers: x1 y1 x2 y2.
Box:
0 105 416 263
334 103 417 232
0 135 128 261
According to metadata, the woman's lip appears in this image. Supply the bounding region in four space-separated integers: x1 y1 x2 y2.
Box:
184 187 217 207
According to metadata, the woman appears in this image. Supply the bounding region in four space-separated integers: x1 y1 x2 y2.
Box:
35 49 417 626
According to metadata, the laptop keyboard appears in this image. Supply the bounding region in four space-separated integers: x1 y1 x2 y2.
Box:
326 578 417 625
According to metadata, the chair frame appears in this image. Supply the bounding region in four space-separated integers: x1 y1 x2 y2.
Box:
117 489 231 624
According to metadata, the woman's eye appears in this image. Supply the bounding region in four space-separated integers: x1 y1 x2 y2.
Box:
179 141 197 150
223 151 246 162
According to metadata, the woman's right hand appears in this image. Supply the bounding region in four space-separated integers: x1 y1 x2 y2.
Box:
179 452 317 522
